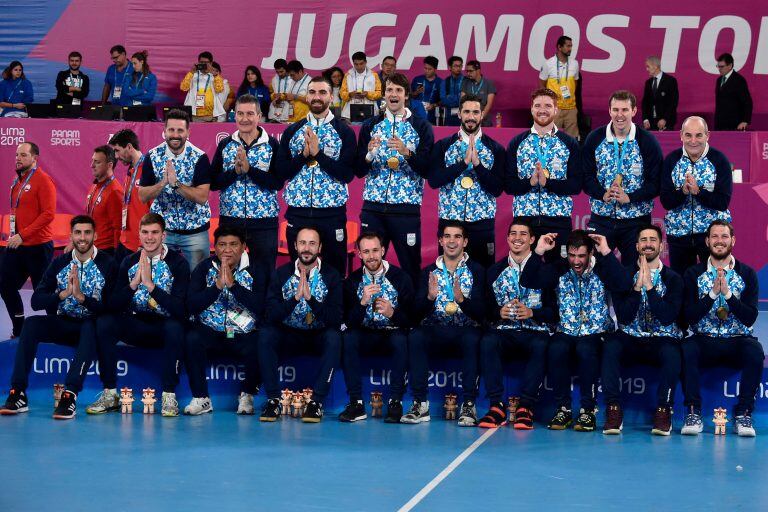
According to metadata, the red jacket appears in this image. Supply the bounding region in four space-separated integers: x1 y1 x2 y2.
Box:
119 157 150 252
86 175 124 250
9 165 56 246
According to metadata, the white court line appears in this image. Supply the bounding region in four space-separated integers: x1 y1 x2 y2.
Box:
397 428 499 512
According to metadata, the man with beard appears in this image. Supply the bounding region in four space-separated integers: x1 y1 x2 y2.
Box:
506 88 581 262
88 213 189 417
80 146 123 254
660 116 732 276
138 108 212 269
276 76 356 276
0 215 116 420
601 225 683 436
340 231 414 423
183 225 266 416
478 219 556 429
210 94 282 277
356 73 435 284
54 51 90 106
521 230 630 431
680 220 763 437
258 227 343 423
0 142 56 338
428 94 504 268
539 36 580 138
439 56 464 126
403 223 485 426
109 129 149 262
583 90 663 265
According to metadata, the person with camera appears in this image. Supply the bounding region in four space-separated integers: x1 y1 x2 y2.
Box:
181 51 225 122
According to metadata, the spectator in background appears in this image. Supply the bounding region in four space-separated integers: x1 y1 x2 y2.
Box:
102 44 132 104
0 61 33 118
714 53 752 131
323 66 345 113
286 60 311 123
641 56 678 131
268 59 294 123
411 56 442 124
340 51 382 121
211 62 235 121
180 51 225 122
236 65 271 116
80 145 124 255
120 50 157 107
379 56 397 85
539 36 580 138
440 56 464 126
461 60 495 126
55 51 89 106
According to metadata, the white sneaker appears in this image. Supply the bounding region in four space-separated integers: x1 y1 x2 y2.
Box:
734 415 756 437
161 392 179 417
184 397 213 416
400 400 430 424
457 401 477 427
86 388 119 414
680 409 703 436
237 392 254 415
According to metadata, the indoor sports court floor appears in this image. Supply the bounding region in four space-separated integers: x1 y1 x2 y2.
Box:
1 295 766 511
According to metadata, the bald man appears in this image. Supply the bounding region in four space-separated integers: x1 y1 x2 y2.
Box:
660 116 733 275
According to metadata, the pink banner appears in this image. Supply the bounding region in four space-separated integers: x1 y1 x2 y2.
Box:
25 1 768 122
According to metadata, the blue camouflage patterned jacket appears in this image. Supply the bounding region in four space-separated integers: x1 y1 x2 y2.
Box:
210 128 283 220
428 130 504 222
614 264 684 339
414 254 485 327
582 124 662 219
343 261 414 330
660 146 732 238
505 127 581 218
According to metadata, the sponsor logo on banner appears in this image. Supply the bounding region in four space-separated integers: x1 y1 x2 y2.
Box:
0 126 25 146
32 357 128 376
216 132 229 145
762 143 768 160
51 129 81 146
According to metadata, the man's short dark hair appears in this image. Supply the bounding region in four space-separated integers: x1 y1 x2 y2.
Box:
23 141 39 157
273 59 288 70
637 224 663 242
356 231 384 249
297 225 323 245
235 93 261 114
439 221 467 239
466 60 481 70
382 56 397 65
384 73 410 97
287 60 304 73
351 51 367 62
71 214 96 231
214 224 246 244
423 56 439 69
165 108 190 127
706 219 734 237
609 90 637 109
93 145 116 166
309 75 332 89
556 36 572 48
448 56 463 67
717 53 734 66
459 94 482 110
198 51 213 62
110 45 126 55
109 129 140 151
68 51 82 60
566 230 594 253
508 218 534 237
531 87 558 104
140 212 166 231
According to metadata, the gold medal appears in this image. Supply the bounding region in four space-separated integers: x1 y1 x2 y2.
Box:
460 176 474 189
148 297 158 310
614 175 623 188
542 168 550 179
305 311 315 325
716 306 729 321
387 156 400 170
444 301 459 315
307 159 318 168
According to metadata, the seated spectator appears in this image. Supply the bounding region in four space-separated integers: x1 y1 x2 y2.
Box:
236 65 271 115
268 59 294 123
411 56 442 124
286 60 311 122
340 51 381 121
0 61 33 118
55 51 89 106
120 50 157 107
323 66 344 113
181 51 225 122
212 62 234 121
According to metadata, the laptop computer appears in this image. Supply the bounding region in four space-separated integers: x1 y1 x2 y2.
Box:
162 105 193 120
52 103 83 119
350 104 374 123
86 104 121 121
122 105 156 122
25 104 53 118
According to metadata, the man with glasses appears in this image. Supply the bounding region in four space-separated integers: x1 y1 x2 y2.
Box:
102 45 132 104
714 53 752 131
460 61 496 126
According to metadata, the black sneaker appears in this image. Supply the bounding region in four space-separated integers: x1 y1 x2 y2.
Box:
478 402 508 428
302 400 323 423
384 399 403 423
602 404 623 435
339 401 367 422
513 407 534 430
574 408 597 432
548 406 573 430
0 389 28 415
53 390 77 420
259 398 281 422
651 406 672 436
